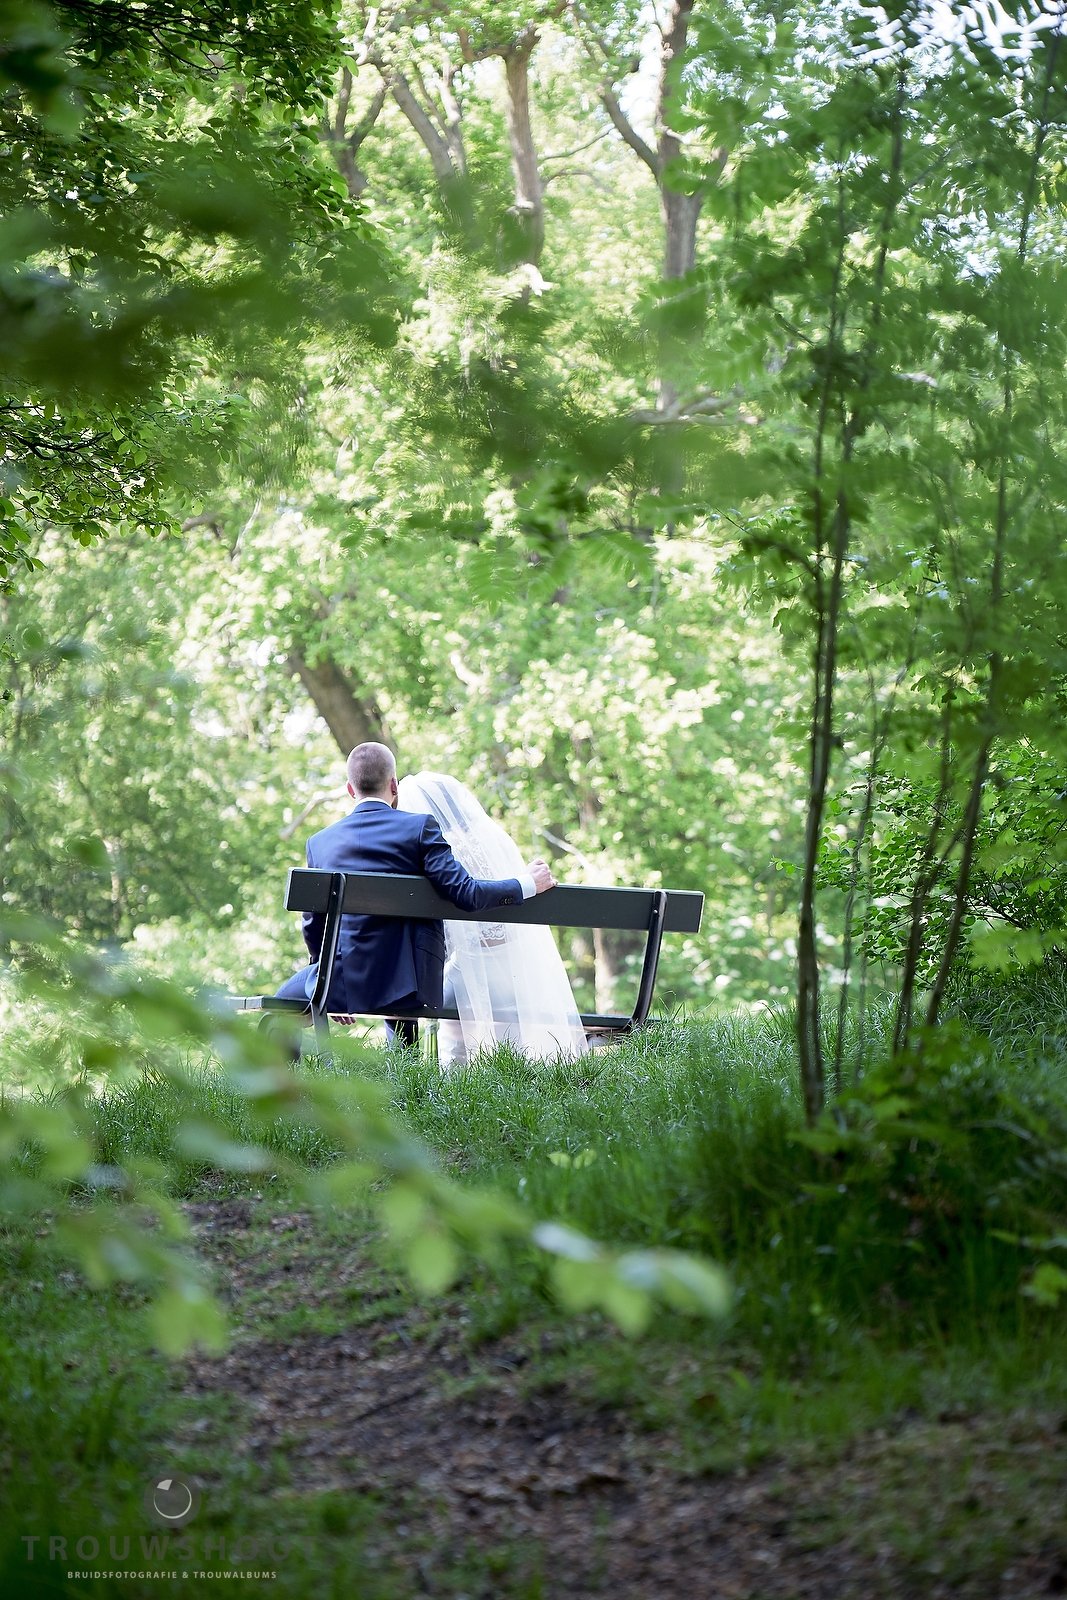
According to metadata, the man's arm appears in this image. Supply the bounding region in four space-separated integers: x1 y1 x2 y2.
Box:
420 817 554 909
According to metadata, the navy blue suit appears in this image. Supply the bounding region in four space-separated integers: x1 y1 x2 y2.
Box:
275 799 523 1018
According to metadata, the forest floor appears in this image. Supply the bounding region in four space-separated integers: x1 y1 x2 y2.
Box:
175 1189 1067 1600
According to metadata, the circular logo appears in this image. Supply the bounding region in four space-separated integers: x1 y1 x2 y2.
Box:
143 1474 202 1528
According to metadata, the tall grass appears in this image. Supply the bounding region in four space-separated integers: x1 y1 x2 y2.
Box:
64 970 1067 1358
360 986 1067 1348
88 1061 347 1191
4 974 1066 1595
947 956 1067 1062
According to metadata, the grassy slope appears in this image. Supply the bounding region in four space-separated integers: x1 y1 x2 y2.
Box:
2 993 1067 1596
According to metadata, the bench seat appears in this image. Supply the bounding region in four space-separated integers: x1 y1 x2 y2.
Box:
226 870 703 1045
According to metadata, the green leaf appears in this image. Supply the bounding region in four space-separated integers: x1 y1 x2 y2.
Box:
378 1182 428 1241
600 1278 653 1335
405 1228 459 1294
1024 1263 1067 1308
149 1282 228 1356
314 1160 375 1201
67 834 109 868
620 1250 732 1319
531 1221 601 1262
175 1122 274 1173
547 1148 597 1169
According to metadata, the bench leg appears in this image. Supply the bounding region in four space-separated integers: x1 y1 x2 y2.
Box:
258 1010 304 1064
310 1006 334 1066
304 869 344 1060
630 890 668 1028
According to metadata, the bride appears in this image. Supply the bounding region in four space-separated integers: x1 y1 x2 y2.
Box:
396 771 589 1066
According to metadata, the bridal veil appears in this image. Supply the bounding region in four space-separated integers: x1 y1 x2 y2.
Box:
397 772 589 1065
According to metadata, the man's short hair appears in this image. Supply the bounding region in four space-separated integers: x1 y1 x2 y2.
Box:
347 742 396 795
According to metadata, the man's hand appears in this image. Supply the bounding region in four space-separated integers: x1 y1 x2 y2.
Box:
526 858 556 895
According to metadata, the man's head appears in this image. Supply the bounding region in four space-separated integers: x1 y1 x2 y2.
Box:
346 742 398 806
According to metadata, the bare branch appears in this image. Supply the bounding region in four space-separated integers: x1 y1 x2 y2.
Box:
349 79 389 149
599 81 660 174
322 68 388 199
628 389 746 427
542 127 612 164
230 499 260 561
542 165 611 191
570 1 658 170
538 826 596 872
503 28 545 264
180 512 224 535
384 65 466 182
280 786 348 841
570 1 623 72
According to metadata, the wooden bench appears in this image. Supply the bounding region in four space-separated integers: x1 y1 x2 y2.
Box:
228 869 704 1046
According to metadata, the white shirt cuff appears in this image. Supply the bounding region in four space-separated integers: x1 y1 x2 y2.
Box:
517 873 536 900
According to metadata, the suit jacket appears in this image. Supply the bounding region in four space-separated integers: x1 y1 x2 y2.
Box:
299 800 523 1014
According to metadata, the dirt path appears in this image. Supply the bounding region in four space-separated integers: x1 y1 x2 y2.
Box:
179 1197 1067 1600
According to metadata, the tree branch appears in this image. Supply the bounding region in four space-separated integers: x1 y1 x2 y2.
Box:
280 786 348 841
382 64 466 183
542 127 612 163
323 69 388 199
334 64 354 143
599 81 660 174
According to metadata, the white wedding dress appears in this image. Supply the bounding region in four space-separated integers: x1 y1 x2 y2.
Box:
397 772 589 1066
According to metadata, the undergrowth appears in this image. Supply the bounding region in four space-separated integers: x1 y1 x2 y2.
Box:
3 970 1067 1595
68 968 1067 1357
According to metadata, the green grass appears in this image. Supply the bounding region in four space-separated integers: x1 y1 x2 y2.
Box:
344 1002 1067 1336
87 1060 350 1193
4 975 1067 1595
67 988 1067 1356
0 1205 435 1600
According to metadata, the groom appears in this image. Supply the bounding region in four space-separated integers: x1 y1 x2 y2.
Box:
275 742 555 1045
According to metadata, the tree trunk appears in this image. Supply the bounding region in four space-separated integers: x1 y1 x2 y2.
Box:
571 782 643 1014
795 556 839 1126
502 31 545 266
598 929 643 1015
582 0 712 438
286 652 391 755
588 926 614 1013
923 725 994 1029
892 712 958 1054
321 69 387 201
661 188 702 282
797 76 908 1116
922 25 1058 1026
656 0 700 283
655 183 703 427
386 66 467 185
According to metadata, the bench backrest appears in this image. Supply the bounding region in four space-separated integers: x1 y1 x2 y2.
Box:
284 869 704 934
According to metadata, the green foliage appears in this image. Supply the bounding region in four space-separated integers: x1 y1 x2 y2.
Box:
315 529 804 1007
0 529 318 953
821 737 1067 981
0 0 400 586
373 996 1067 1345
207 0 1067 1059
9 0 798 1015
8 0 1067 1106
779 1033 1067 1325
0 905 730 1348
947 956 1067 1063
667 0 1067 1075
4 1005 1067 1597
